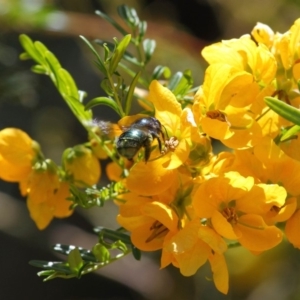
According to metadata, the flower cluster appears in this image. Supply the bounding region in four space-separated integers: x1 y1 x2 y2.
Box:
2 13 300 294
0 128 101 229
110 20 300 293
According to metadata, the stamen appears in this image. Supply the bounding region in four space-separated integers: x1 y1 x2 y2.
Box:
206 110 231 127
222 207 238 224
146 221 169 243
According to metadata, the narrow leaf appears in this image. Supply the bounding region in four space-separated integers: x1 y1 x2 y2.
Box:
31 65 48 74
95 39 140 66
94 227 132 244
172 70 193 96
265 97 300 126
118 5 139 28
168 72 183 91
68 248 83 273
95 10 128 36
280 125 300 142
143 39 156 63
138 21 147 41
92 243 110 262
131 246 142 261
152 65 171 80
19 52 31 60
85 97 121 116
29 260 72 274
109 34 131 74
125 71 141 115
57 68 78 98
79 35 106 74
19 34 44 65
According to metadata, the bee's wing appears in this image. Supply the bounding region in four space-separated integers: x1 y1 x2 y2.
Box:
93 120 123 138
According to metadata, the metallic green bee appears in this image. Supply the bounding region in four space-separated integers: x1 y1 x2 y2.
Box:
116 117 165 162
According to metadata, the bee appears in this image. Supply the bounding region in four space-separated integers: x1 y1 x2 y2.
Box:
116 117 165 162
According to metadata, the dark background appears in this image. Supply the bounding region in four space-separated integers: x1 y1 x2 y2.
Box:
1 1 300 299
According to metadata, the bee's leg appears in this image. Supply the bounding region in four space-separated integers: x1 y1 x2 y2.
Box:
144 135 153 162
153 133 162 153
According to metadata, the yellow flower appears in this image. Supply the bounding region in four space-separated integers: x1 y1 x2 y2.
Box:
63 145 101 187
25 164 60 204
161 220 228 294
27 180 73 230
251 22 274 48
125 156 177 196
192 172 284 252
117 193 179 251
193 31 280 149
0 128 38 181
148 80 192 169
202 35 277 85
192 64 265 149
285 208 300 249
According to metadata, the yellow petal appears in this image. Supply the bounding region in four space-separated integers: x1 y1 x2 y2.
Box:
27 170 60 204
176 239 211 276
64 149 101 187
148 80 181 116
130 220 165 251
162 139 190 169
201 43 244 70
211 210 239 240
198 226 227 254
236 214 283 251
27 197 54 230
0 128 35 167
251 22 274 47
126 158 176 196
141 201 178 231
0 154 32 182
285 209 300 249
166 220 200 253
51 181 73 218
117 214 153 232
201 117 233 140
208 252 229 294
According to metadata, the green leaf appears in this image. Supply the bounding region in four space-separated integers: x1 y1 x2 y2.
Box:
131 246 141 261
95 39 141 66
138 21 147 41
34 41 52 61
57 68 79 98
29 260 72 274
45 51 62 74
125 71 141 115
168 72 183 91
79 35 106 74
19 52 31 60
117 5 139 28
19 34 44 65
53 244 98 262
92 243 110 262
152 65 171 80
68 248 84 273
95 10 128 36
265 97 300 126
280 125 300 142
113 240 128 252
109 34 131 74
31 65 48 74
172 70 193 96
85 96 121 116
94 227 132 245
143 39 156 64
